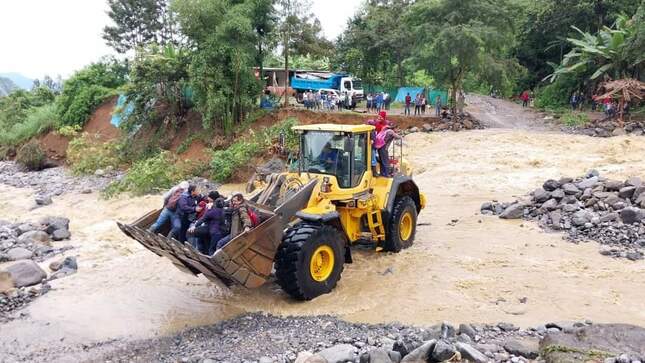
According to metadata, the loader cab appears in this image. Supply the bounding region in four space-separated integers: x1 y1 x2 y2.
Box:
295 124 373 190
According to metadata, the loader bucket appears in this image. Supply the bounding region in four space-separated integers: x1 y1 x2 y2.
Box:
117 178 317 288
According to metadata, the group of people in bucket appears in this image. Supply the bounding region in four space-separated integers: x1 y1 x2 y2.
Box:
148 182 257 255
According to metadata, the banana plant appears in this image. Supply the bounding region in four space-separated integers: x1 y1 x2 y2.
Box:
544 15 640 82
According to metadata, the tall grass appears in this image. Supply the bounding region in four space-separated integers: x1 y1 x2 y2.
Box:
0 104 59 146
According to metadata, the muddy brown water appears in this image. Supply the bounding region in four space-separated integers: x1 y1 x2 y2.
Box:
1 129 645 355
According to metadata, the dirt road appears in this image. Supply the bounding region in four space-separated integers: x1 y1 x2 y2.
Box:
1 96 645 360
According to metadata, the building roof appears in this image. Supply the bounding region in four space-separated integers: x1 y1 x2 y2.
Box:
292 124 374 133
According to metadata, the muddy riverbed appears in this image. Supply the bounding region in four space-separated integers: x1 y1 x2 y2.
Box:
1 125 645 360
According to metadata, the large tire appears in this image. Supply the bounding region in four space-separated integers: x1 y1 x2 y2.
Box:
274 222 345 300
383 196 418 252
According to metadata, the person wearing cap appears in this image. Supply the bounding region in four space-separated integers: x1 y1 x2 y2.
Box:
169 184 203 242
214 192 252 252
374 125 402 177
149 181 189 233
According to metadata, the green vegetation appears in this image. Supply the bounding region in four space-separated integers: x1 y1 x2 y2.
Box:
55 58 128 127
102 151 179 198
15 141 46 171
210 118 298 181
66 133 121 175
561 111 590 127
0 104 59 147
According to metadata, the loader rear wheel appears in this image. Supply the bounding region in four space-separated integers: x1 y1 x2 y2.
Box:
383 196 418 252
275 223 345 300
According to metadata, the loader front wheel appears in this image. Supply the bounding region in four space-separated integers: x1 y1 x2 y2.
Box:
275 223 345 300
383 196 418 252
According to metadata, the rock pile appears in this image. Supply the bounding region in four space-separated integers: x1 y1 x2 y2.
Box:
0 161 120 201
565 118 645 137
0 216 73 263
481 171 645 260
98 313 645 363
406 113 484 134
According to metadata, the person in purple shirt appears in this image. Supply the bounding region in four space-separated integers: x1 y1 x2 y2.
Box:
189 192 226 255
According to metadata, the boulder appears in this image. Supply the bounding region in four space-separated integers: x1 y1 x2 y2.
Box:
368 348 393 363
549 211 562 229
295 352 314 363
6 247 33 261
455 342 488 363
16 223 37 235
540 324 645 363
562 183 580 195
551 189 565 199
620 207 642 224
626 177 642 187
40 216 70 234
52 229 71 241
600 212 619 223
18 230 50 244
543 179 560 191
4 260 47 288
499 203 524 219
533 188 551 203
401 340 436 363
318 344 356 363
571 210 591 226
632 186 645 201
303 355 327 363
458 324 477 339
0 271 15 293
409 127 420 133
422 124 433 132
503 338 539 359
431 340 456 362
605 180 624 191
618 187 636 199
35 195 53 206
577 176 599 189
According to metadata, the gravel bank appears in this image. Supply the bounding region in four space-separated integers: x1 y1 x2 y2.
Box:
0 161 119 200
482 171 645 260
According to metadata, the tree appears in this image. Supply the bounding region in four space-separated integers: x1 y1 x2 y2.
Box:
335 1 415 88
173 0 261 132
409 0 522 107
103 0 180 53
515 0 641 89
546 14 643 83
248 0 277 80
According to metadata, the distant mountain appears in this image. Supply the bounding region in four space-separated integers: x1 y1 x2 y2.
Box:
0 76 19 97
0 72 33 90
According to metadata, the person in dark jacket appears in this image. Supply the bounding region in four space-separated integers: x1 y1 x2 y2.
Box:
169 184 202 242
187 191 222 254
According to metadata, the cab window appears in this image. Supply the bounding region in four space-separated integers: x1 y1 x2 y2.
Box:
352 133 367 187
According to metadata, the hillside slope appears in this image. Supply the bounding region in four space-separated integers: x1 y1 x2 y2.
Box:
0 77 18 96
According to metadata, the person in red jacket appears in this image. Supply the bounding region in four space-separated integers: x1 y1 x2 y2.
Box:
404 93 412 115
520 90 530 107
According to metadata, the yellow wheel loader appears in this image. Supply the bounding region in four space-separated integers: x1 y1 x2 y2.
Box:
118 123 426 300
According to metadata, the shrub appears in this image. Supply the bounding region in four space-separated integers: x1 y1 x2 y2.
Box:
102 152 180 198
209 140 261 182
56 58 128 127
561 111 590 127
16 140 46 171
66 133 120 175
208 118 299 182
534 75 579 111
0 104 59 147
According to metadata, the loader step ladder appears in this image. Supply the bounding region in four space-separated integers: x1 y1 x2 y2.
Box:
367 210 386 247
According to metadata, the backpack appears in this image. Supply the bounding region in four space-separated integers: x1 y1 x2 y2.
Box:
166 189 183 211
247 206 259 227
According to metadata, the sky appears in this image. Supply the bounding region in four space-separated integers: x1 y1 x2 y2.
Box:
0 0 362 80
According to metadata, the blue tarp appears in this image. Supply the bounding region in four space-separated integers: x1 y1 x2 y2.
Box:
395 87 425 103
394 87 448 104
111 94 134 127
